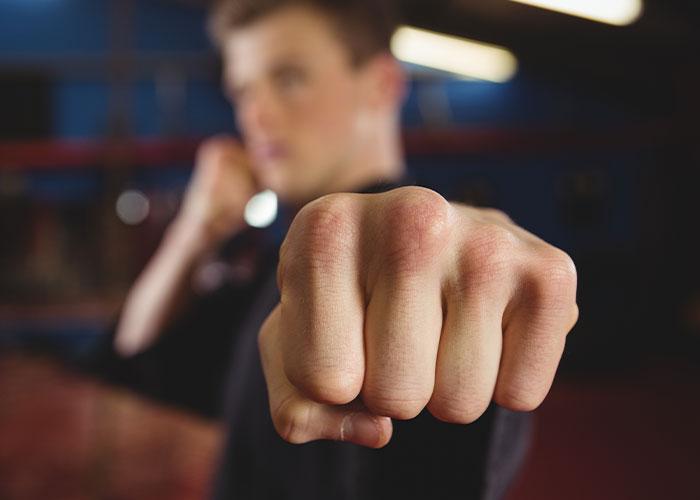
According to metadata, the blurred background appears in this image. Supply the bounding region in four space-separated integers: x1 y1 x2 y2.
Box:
0 0 698 498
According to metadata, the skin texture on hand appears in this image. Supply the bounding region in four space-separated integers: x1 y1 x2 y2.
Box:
258 186 578 448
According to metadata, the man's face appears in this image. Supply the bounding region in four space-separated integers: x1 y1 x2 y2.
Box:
222 5 373 205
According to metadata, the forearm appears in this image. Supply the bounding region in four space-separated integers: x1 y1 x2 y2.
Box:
113 217 215 357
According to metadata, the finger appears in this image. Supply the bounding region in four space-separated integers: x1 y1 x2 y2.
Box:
361 190 452 419
259 305 392 447
428 290 504 424
362 275 443 419
494 260 578 411
277 195 366 405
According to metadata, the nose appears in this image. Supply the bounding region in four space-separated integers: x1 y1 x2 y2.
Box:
237 83 282 138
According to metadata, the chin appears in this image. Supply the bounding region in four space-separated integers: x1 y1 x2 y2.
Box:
255 166 285 192
277 184 320 209
276 188 306 208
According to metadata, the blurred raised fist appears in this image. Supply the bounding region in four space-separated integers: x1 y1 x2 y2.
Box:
178 135 257 245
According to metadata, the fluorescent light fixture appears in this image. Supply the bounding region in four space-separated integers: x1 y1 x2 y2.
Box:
391 26 518 83
509 0 643 26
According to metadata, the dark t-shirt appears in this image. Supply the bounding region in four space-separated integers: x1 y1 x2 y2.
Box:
211 262 531 500
97 182 532 500
96 228 277 419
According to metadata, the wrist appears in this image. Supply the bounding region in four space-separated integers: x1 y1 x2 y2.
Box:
166 214 222 259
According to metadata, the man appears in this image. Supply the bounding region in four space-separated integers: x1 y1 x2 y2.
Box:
111 0 578 498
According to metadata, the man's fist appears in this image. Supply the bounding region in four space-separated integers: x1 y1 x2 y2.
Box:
259 186 578 448
178 135 257 245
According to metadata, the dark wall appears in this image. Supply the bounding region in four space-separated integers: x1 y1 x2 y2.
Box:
1 0 698 368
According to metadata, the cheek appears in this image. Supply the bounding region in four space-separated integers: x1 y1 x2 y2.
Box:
291 84 358 162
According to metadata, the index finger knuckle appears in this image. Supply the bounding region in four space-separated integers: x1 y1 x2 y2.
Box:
278 194 357 291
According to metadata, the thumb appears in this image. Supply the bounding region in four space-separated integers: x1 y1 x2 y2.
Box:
258 305 392 448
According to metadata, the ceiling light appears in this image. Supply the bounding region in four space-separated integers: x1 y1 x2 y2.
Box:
509 0 643 26
391 26 518 83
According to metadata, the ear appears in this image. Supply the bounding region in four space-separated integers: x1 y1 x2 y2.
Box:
362 52 407 113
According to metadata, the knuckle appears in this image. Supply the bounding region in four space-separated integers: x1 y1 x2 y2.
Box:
278 194 356 290
277 239 291 290
470 224 518 264
195 138 218 158
428 393 491 424
286 366 362 405
271 396 311 444
362 382 431 420
276 238 300 293
196 136 230 163
379 187 452 274
494 383 545 413
366 398 425 420
481 207 514 225
457 224 517 291
257 316 272 351
296 195 356 261
527 249 578 312
544 249 577 286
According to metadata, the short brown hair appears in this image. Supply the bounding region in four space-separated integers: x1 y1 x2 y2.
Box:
208 0 399 66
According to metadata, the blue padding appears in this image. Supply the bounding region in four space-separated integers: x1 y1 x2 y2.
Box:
0 0 108 54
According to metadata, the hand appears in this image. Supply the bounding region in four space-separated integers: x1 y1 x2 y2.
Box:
259 186 578 448
177 135 257 246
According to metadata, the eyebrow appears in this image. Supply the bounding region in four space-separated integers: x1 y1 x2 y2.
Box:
222 54 309 97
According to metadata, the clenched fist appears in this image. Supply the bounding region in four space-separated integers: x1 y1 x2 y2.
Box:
259 186 578 448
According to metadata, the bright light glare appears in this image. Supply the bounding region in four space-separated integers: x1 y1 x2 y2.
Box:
244 190 278 228
509 0 643 26
391 26 518 83
116 190 150 225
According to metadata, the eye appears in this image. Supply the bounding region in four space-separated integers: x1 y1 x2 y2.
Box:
274 66 307 91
